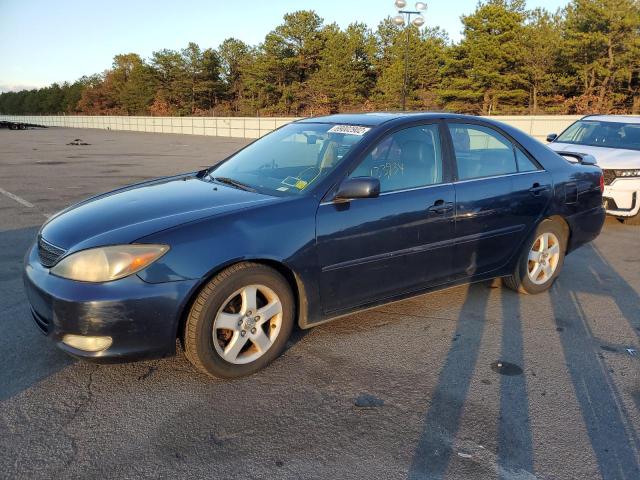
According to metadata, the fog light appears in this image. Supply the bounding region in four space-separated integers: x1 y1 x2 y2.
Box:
62 334 112 352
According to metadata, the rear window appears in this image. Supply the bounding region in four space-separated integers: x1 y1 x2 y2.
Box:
556 120 640 151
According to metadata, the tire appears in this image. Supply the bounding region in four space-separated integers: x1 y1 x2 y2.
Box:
620 213 640 226
504 219 567 295
184 262 295 378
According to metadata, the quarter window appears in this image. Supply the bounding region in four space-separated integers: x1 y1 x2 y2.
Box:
449 124 519 180
349 124 443 193
515 147 538 172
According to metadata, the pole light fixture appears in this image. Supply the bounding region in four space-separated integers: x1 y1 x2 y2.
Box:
392 1 427 111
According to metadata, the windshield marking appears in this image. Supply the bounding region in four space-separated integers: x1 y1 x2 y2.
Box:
327 125 371 136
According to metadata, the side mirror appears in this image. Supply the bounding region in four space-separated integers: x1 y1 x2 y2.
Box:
546 133 558 143
335 177 380 201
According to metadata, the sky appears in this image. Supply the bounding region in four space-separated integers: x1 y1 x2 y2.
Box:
0 0 568 92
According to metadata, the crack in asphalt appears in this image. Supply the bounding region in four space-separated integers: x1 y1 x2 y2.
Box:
54 365 99 474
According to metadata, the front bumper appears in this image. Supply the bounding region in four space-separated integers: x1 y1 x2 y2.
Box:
23 243 198 362
602 177 640 217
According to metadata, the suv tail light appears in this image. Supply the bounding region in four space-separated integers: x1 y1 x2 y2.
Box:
599 172 604 192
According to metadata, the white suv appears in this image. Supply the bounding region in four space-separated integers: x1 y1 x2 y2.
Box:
547 115 640 225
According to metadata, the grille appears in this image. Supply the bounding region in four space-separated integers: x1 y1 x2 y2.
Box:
602 169 616 185
30 307 50 334
38 236 66 268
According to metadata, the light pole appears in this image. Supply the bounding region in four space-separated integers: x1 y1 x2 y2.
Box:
392 1 427 111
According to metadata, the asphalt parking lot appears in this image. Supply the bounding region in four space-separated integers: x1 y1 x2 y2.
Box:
0 127 639 480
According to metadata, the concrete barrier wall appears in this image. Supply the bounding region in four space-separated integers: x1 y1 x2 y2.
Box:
488 115 582 141
0 114 582 141
0 115 300 139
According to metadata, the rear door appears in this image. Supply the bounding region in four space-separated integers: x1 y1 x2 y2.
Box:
445 122 551 278
316 122 456 314
510 146 553 238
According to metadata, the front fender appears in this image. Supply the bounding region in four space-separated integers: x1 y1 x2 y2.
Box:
135 196 322 327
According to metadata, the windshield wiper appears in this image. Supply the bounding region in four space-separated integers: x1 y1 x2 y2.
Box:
211 176 257 192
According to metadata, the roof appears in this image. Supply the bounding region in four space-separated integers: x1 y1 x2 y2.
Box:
297 112 450 127
582 115 640 125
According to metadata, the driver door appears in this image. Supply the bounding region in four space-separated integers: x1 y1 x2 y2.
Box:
316 123 456 314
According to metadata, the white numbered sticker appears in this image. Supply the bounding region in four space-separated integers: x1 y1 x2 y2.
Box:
327 125 371 136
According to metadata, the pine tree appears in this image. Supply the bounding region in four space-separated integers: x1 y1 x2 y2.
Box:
219 38 255 114
561 0 640 113
440 0 529 114
308 23 376 114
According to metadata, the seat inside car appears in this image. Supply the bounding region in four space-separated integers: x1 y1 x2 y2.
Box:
623 125 640 148
351 135 433 188
398 138 438 186
452 128 516 179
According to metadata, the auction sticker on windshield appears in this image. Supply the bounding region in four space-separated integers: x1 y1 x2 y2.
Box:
328 125 371 136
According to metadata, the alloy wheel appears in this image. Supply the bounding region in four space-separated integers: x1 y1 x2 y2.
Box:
527 232 561 285
212 284 283 364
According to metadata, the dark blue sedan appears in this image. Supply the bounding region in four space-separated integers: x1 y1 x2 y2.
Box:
24 113 606 378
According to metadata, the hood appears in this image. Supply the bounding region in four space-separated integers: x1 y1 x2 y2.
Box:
40 174 278 251
549 143 640 169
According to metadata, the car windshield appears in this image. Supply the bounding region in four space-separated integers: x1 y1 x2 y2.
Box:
556 120 640 151
208 123 370 196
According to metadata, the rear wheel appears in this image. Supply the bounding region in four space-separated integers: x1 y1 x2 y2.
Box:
504 219 566 294
184 262 294 378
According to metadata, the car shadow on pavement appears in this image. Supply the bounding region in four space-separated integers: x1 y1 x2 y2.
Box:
590 243 640 337
0 226 74 402
407 283 492 479
497 289 534 476
407 281 537 480
407 236 640 479
548 244 640 479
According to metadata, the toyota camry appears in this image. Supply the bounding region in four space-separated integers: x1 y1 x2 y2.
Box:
24 113 606 378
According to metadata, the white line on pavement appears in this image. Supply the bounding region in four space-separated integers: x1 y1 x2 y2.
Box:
0 187 34 208
0 186 51 218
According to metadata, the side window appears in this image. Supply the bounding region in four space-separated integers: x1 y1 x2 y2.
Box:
349 124 443 193
449 123 518 180
515 147 538 172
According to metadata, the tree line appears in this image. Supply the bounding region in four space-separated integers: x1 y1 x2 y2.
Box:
1 0 639 117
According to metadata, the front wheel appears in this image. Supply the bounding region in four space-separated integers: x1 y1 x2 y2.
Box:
184 262 295 378
504 219 566 294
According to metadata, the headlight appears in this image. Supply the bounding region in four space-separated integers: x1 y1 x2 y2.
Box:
614 169 640 178
51 244 169 282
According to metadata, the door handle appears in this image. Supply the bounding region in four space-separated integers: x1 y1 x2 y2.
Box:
529 183 549 196
428 199 454 214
